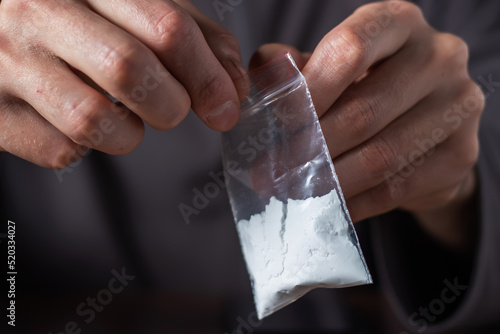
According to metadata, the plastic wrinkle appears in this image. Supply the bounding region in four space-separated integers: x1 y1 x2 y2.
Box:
222 53 372 320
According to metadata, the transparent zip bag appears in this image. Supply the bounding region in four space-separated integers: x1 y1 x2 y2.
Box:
222 53 372 319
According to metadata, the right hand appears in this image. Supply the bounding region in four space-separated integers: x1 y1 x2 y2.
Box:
0 0 247 168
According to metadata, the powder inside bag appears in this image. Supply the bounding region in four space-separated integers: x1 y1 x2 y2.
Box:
236 190 371 319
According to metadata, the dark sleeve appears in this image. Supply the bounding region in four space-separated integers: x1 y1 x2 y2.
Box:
371 0 500 332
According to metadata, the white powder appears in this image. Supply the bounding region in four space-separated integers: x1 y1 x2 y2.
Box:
236 190 372 319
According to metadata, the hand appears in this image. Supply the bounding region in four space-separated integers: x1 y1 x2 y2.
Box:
0 0 247 168
250 1 483 251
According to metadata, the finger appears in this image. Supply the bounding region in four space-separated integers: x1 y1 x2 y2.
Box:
85 0 241 131
247 79 476 202
172 0 250 101
347 132 479 223
399 113 481 212
27 0 190 131
0 98 89 169
333 77 482 201
303 1 424 115
320 39 441 158
333 89 460 200
12 52 145 155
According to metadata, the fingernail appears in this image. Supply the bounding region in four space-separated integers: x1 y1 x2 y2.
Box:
207 101 240 131
227 58 250 101
229 58 248 78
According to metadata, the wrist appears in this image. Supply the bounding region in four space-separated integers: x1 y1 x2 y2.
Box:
409 169 479 256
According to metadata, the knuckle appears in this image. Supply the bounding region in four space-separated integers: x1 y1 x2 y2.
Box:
64 97 104 145
446 34 469 55
217 31 242 59
456 137 479 169
197 73 226 106
219 30 240 51
99 43 139 84
438 33 469 69
433 186 461 206
372 179 406 209
461 81 486 117
396 1 425 22
1 0 38 38
354 2 385 16
328 25 370 69
358 1 423 25
336 93 379 140
3 0 31 14
0 33 9 67
359 136 398 177
150 8 197 50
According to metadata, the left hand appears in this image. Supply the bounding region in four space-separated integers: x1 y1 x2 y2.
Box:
250 1 484 250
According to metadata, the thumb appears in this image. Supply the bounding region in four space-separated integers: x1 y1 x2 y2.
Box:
174 0 250 102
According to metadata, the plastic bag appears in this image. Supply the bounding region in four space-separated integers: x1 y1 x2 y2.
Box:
222 53 372 319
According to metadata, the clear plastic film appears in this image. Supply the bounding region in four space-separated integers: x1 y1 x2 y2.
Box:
222 53 372 319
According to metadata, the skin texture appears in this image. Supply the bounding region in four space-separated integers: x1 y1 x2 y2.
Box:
249 2 483 253
0 1 482 251
0 0 248 168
